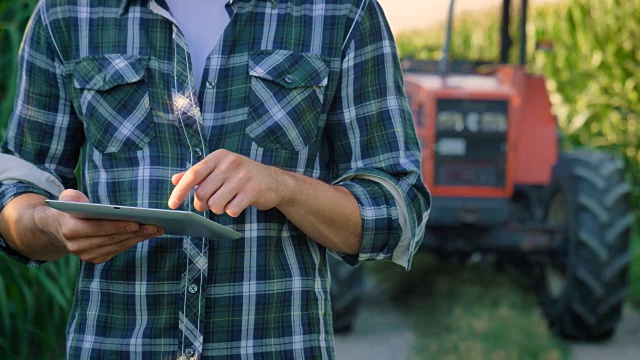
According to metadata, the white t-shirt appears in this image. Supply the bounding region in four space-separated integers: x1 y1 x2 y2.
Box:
165 0 231 92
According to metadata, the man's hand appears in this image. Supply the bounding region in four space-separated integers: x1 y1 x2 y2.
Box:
48 190 164 263
0 190 163 264
168 149 292 216
168 149 363 255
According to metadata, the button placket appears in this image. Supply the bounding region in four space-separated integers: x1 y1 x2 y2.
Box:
167 13 210 358
179 236 209 357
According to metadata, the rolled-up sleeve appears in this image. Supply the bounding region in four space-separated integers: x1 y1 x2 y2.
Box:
326 0 431 269
0 4 83 265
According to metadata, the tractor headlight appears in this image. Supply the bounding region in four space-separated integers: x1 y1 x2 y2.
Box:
480 112 508 133
437 111 465 132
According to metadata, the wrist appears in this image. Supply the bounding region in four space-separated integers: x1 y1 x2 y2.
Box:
33 203 68 254
273 169 303 211
33 203 55 235
0 194 68 260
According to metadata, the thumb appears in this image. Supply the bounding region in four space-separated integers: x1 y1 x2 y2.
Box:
58 189 90 203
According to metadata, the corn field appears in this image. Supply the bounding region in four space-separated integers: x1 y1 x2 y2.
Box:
1 1 78 359
0 0 639 358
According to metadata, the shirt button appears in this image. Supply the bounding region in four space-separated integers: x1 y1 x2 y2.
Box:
194 148 203 159
188 284 199 294
185 348 195 357
206 80 214 89
284 74 294 84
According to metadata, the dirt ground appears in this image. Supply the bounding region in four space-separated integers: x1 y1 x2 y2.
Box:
333 278 414 360
571 307 640 360
333 275 640 360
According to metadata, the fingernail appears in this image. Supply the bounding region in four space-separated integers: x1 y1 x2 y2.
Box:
144 226 156 235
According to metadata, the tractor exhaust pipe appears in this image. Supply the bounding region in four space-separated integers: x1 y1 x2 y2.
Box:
520 0 528 65
500 0 511 63
438 0 455 75
500 0 528 65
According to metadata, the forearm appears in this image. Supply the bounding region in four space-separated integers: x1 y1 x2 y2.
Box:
168 150 363 254
276 171 362 255
0 193 68 261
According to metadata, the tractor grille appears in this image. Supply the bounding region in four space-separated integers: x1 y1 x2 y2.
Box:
434 99 508 187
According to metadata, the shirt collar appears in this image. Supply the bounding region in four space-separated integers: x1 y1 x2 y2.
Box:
119 0 279 16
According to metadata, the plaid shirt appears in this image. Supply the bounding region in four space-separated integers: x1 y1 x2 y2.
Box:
0 0 430 358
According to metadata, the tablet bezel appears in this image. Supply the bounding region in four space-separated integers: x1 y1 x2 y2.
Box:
45 200 242 240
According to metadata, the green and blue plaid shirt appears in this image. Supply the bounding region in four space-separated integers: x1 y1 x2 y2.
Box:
0 0 430 358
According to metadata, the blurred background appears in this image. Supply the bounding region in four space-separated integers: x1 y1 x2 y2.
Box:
1 0 639 359
379 0 562 32
337 0 640 359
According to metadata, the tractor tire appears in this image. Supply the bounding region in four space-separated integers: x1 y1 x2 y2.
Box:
328 255 364 333
539 150 634 341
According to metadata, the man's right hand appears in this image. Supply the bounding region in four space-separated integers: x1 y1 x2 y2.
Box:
0 190 163 264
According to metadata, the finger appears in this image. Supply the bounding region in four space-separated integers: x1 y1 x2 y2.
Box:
55 191 142 237
193 172 225 212
59 215 154 240
73 228 164 264
171 172 186 186
71 224 161 251
65 224 160 254
206 181 241 215
224 190 254 218
59 189 90 203
169 161 217 209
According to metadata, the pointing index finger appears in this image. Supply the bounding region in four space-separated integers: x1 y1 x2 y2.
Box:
168 162 215 209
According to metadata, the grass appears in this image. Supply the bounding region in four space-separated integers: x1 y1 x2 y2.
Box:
368 253 569 360
0 254 78 359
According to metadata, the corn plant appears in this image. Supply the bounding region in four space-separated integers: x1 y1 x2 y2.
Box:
0 255 78 359
530 0 640 208
1 0 78 359
0 0 40 139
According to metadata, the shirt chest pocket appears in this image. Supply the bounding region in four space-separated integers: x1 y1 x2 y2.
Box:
246 50 329 152
73 54 155 153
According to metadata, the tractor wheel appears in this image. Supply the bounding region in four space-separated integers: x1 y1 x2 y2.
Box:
540 150 634 340
328 255 364 333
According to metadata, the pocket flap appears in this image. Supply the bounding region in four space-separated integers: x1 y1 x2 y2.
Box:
74 54 149 91
249 50 329 89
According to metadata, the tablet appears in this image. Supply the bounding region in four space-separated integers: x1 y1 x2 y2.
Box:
45 200 242 240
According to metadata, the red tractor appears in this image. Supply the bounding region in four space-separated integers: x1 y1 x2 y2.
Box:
330 0 633 341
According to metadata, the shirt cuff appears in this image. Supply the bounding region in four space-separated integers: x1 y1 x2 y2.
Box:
0 154 65 197
334 178 400 267
331 169 428 270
